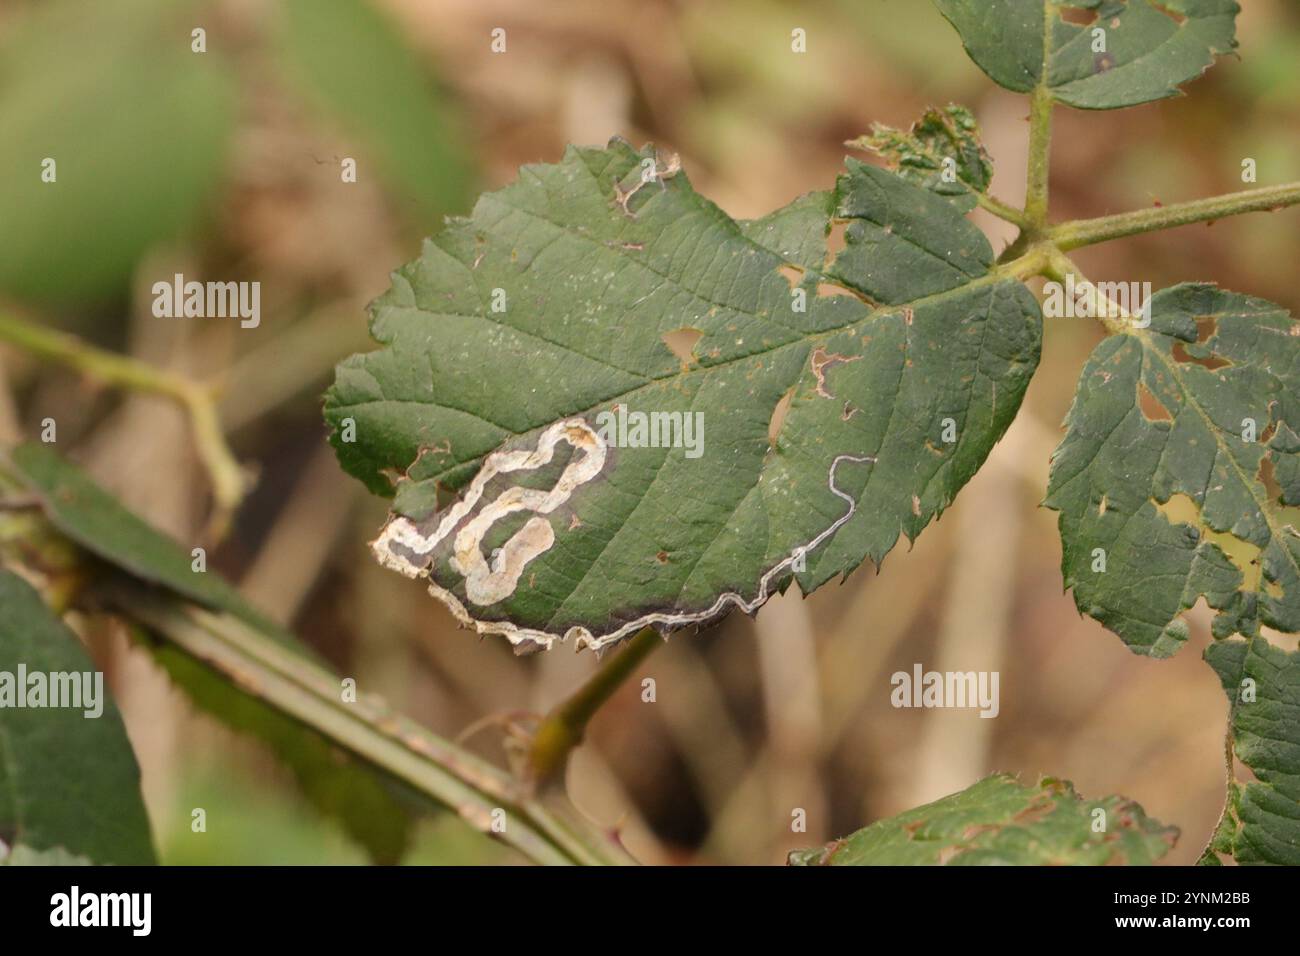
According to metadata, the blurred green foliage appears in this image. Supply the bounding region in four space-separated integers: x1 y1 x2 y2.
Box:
275 0 474 227
0 0 235 305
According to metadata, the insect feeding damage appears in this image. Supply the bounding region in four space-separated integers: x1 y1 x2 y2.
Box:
373 419 605 637
372 415 877 653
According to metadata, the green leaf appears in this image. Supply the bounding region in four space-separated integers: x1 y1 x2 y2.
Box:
0 0 235 305
790 773 1177 865
274 0 473 225
933 0 1239 110
325 140 1042 651
5 444 415 863
846 104 993 207
9 444 281 637
1045 285 1300 657
0 570 155 866
1204 637 1300 865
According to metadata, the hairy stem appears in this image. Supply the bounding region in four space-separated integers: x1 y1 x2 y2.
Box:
111 579 637 866
1023 79 1054 229
975 192 1030 229
525 625 664 789
1042 249 1132 336
0 312 246 536
1051 181 1300 251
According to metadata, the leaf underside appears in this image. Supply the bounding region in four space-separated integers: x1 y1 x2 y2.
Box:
325 138 1041 651
789 773 1177 865
1046 286 1300 657
0 570 155 866
934 0 1239 110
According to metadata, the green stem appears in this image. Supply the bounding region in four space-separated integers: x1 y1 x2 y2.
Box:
112 580 637 866
1051 181 1300 251
1043 249 1131 336
1023 81 1055 229
975 192 1030 229
0 312 246 537
525 625 664 789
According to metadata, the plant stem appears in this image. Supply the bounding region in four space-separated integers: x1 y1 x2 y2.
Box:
0 312 246 537
1043 249 1132 336
975 192 1030 229
525 625 665 789
1023 84 1054 229
1051 181 1300 251
112 579 637 866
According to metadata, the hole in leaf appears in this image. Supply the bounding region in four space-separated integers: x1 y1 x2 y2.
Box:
1137 381 1173 421
1058 5 1099 26
768 386 795 446
1256 458 1300 526
661 327 703 365
777 264 804 289
1171 340 1230 370
817 281 871 304
1155 493 1265 591
1194 315 1217 344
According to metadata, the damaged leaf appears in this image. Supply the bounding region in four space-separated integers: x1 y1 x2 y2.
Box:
847 104 992 207
933 0 1239 110
789 773 1177 865
325 140 1041 651
1203 637 1300 865
1046 286 1300 657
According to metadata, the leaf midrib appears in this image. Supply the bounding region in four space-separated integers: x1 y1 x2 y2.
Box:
336 260 1024 495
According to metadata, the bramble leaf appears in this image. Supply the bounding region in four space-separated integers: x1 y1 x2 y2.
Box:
1204 637 1300 865
789 773 1177 865
934 0 1239 110
846 104 992 207
325 140 1042 651
0 570 155 866
1046 286 1300 657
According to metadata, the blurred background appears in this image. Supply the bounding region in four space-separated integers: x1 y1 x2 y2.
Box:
2 0 1299 865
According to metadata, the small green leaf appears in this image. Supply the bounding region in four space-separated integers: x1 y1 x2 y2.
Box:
5 445 415 863
847 105 992 207
0 570 155 866
790 773 1177 865
934 0 1239 110
1204 636 1300 865
325 140 1041 651
1046 285 1300 656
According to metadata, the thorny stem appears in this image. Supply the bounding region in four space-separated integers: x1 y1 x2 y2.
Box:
1051 181 1300 251
110 579 638 866
525 625 665 790
0 312 246 538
